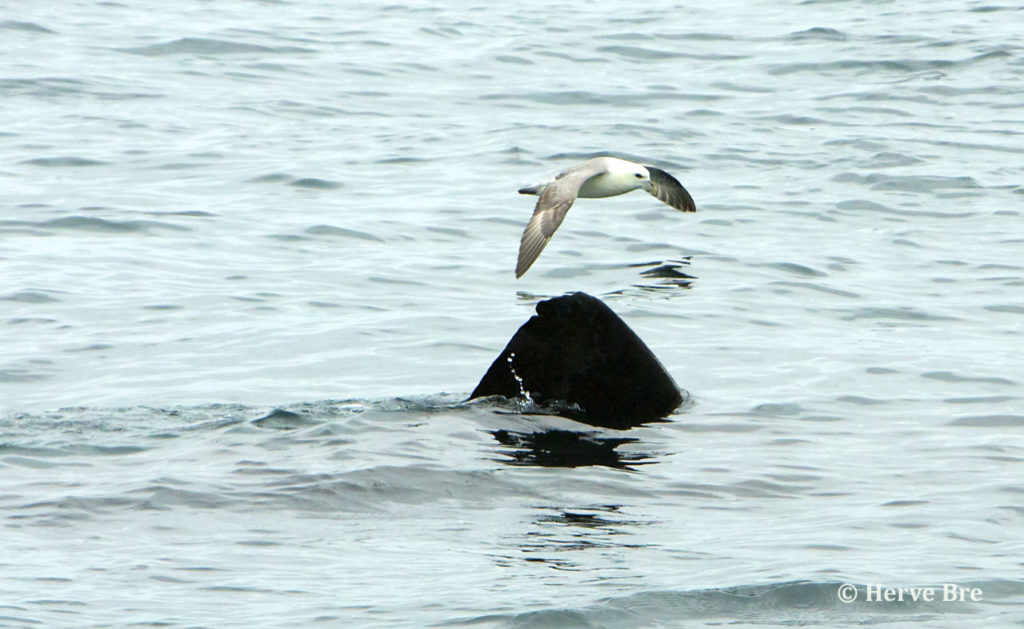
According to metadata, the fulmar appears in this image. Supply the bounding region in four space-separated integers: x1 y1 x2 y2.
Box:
515 156 696 278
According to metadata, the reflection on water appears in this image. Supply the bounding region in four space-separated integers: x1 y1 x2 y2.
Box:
494 504 656 571
491 428 654 469
634 257 697 291
606 258 697 296
514 258 696 301
525 505 653 560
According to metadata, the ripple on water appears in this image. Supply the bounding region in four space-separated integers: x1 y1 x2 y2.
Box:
761 262 828 278
247 172 294 183
921 371 1017 386
1 216 191 234
0 291 62 303
833 173 983 194
949 415 1024 427
788 27 848 41
984 304 1024 315
289 177 343 190
768 281 860 299
118 37 314 56
247 173 344 189
595 44 744 62
304 224 385 242
766 51 1008 77
20 156 110 167
0 20 56 34
834 199 975 219
0 367 52 383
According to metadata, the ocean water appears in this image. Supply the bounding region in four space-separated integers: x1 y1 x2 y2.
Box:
2 1 1023 627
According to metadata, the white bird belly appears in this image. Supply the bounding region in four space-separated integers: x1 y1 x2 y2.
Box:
577 172 636 198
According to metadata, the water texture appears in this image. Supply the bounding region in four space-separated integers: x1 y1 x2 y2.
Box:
1 1 1023 627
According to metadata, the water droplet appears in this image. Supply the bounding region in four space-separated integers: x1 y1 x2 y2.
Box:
506 352 532 402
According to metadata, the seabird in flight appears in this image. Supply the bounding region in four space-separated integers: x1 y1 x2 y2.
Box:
515 156 695 278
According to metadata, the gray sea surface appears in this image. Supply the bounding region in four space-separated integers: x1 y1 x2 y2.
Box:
2 1 1024 627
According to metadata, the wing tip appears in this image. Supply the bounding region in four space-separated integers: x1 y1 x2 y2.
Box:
646 165 696 213
515 248 537 278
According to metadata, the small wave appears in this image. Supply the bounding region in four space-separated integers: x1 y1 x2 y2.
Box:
20 156 109 167
761 261 828 278
834 199 975 219
289 177 343 190
248 173 344 189
481 90 723 106
247 172 294 183
757 113 829 125
950 414 1024 427
836 306 960 323
596 44 744 61
375 156 428 164
658 31 738 42
921 371 1016 386
2 216 191 234
969 4 1022 11
493 54 532 65
767 49 1012 77
944 395 1017 405
985 304 1024 315
0 291 62 303
834 172 982 193
769 281 860 299
711 80 774 93
252 408 323 430
788 27 848 41
305 225 384 242
0 20 56 34
836 395 888 406
119 37 313 57
64 343 116 352
749 402 805 417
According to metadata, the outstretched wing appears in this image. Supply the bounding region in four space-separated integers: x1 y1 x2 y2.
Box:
644 166 696 212
515 161 606 278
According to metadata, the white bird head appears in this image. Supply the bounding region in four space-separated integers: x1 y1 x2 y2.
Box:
631 166 651 190
604 158 651 191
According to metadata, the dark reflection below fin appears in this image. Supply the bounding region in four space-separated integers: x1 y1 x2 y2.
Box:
491 429 653 469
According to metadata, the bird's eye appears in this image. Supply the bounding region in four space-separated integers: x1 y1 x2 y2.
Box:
635 173 644 179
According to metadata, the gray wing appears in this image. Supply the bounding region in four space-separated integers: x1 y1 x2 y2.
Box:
515 161 606 278
644 166 696 212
